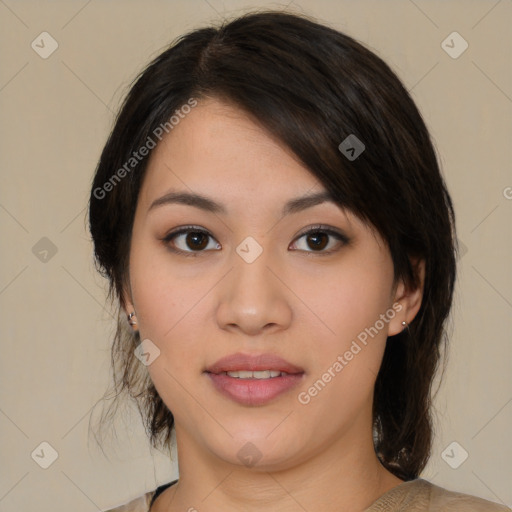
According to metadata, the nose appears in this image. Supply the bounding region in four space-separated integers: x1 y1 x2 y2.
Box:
215 243 293 337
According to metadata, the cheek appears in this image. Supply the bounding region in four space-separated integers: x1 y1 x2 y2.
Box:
129 255 207 415
300 256 395 403
133 269 208 363
129 234 197 337
134 263 209 417
312 257 395 342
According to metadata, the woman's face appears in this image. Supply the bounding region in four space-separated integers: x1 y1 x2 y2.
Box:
125 97 412 471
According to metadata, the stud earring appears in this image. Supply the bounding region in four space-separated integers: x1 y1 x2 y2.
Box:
128 312 137 326
401 321 408 331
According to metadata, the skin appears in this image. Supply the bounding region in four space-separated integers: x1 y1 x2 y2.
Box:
123 97 425 511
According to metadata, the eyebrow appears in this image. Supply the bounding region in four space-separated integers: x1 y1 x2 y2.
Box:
148 190 337 216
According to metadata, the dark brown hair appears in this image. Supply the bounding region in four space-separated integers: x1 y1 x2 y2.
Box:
89 10 457 481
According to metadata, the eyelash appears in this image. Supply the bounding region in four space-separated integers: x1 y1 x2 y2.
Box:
161 224 350 258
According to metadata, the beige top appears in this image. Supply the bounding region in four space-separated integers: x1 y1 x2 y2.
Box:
104 478 511 511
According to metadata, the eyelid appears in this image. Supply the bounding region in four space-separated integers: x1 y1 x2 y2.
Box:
293 223 349 242
162 225 210 241
290 224 350 255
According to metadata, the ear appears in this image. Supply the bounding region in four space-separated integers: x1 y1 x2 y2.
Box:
120 281 138 331
388 258 425 336
120 281 133 315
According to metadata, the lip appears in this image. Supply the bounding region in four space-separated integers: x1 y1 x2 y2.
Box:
205 353 305 406
206 352 304 374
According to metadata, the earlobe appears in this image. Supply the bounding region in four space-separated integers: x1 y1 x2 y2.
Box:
127 311 138 327
388 258 425 336
121 283 138 332
123 304 138 332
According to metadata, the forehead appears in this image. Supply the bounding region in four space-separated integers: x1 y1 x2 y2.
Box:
139 97 328 212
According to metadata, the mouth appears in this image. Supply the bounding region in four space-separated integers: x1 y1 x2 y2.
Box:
205 352 304 375
217 370 290 379
205 353 305 406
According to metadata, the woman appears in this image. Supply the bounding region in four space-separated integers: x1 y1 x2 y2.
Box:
89 10 510 512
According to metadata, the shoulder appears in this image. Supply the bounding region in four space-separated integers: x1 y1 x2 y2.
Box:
103 491 154 512
103 480 178 512
427 480 511 512
367 478 511 511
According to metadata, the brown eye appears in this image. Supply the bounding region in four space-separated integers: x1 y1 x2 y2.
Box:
290 225 349 255
305 232 329 251
163 226 221 256
185 231 209 250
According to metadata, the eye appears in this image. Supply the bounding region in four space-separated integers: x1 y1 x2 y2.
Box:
162 226 221 257
162 224 349 258
289 225 349 255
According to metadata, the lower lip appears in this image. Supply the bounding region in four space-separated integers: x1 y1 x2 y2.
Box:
206 372 304 406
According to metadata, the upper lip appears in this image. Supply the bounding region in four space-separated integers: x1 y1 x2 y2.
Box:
205 353 304 374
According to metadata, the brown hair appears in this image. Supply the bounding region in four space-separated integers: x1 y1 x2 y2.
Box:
89 10 457 481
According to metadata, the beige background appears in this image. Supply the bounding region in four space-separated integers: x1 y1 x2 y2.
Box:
0 0 511 510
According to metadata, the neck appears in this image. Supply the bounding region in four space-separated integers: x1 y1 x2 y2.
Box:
161 419 404 512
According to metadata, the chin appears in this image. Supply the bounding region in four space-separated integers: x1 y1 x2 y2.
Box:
203 428 305 472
